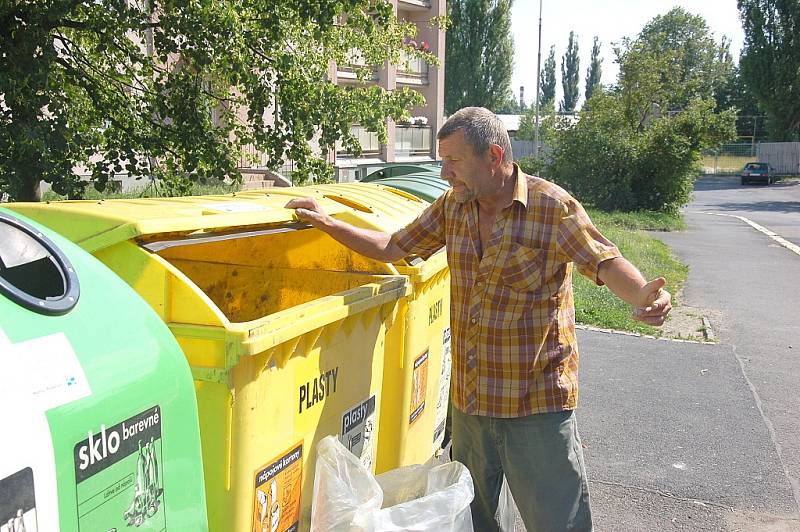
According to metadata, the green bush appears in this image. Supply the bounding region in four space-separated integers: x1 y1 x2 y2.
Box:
517 156 547 177
550 94 735 212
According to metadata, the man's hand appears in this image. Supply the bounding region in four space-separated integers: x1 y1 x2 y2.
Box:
283 196 405 263
285 197 329 228
632 277 672 326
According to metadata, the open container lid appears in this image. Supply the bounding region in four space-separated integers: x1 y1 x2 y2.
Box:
5 194 371 254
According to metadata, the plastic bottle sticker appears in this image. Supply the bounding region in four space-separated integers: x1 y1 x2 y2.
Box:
339 396 377 469
252 443 303 532
409 350 429 425
433 327 452 452
73 406 164 531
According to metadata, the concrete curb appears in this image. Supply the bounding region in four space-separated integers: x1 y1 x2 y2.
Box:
701 316 715 342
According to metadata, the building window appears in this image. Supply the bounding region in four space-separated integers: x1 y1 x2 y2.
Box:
337 124 381 157
395 125 431 156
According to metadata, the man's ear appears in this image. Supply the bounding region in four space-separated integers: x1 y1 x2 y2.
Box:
487 144 504 166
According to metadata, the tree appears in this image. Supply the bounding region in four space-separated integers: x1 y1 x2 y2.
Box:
585 36 602 102
494 94 526 114
738 0 800 140
713 36 737 111
560 31 580 113
0 0 428 201
539 46 557 107
445 0 514 114
548 11 737 212
627 7 727 111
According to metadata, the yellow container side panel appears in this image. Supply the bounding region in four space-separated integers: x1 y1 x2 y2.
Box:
202 305 390 532
176 335 228 370
376 271 453 472
94 241 228 328
194 380 233 520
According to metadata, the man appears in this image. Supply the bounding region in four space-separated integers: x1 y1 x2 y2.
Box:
286 107 671 531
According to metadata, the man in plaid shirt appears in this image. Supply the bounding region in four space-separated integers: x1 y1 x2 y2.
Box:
287 107 672 531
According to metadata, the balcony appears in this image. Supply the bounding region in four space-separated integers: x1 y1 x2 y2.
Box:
397 50 429 86
399 0 432 11
395 125 432 157
337 48 379 83
337 124 381 157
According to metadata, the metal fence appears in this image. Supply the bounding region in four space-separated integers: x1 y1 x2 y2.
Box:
703 142 800 175
701 143 757 175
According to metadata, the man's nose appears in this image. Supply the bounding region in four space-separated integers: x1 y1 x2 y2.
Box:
441 163 453 180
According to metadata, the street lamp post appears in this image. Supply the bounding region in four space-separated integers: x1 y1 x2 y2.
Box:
533 0 543 159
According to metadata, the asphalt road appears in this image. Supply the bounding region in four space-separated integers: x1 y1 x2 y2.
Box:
558 176 800 531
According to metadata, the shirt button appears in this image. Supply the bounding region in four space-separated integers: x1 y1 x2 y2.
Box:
470 318 477 324
476 280 482 287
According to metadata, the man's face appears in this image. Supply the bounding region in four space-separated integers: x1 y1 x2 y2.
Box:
439 130 494 203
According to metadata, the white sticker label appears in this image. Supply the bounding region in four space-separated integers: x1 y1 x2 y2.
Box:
433 327 452 452
0 334 61 531
340 396 377 469
198 202 270 213
9 333 92 412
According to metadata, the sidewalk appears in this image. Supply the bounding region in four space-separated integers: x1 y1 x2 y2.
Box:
578 329 800 531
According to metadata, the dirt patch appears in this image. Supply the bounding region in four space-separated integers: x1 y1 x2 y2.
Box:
660 290 722 342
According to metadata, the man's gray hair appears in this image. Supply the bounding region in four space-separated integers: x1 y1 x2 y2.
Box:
437 107 514 163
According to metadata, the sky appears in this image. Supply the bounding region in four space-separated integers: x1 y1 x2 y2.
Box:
510 0 745 108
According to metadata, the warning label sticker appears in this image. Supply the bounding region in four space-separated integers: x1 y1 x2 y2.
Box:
410 350 429 424
73 406 165 531
433 328 452 451
252 443 303 532
340 396 377 469
1 468 37 532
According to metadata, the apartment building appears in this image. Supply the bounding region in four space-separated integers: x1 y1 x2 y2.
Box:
329 0 446 182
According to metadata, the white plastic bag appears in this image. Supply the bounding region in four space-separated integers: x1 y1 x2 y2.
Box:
495 476 525 532
311 436 474 531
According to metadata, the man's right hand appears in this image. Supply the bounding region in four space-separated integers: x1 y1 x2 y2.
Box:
284 196 405 263
285 197 329 228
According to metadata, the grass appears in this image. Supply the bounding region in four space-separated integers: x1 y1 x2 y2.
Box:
573 209 688 336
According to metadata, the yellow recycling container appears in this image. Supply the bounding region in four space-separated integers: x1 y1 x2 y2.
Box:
6 195 410 532
244 183 453 472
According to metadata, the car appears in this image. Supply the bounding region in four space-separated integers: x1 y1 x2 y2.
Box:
741 162 775 185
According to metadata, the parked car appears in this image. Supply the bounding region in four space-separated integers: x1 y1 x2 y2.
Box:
741 162 775 185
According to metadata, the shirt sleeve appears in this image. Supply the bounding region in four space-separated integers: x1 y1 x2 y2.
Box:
555 197 621 285
391 192 447 259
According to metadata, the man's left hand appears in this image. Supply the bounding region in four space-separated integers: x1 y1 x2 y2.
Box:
632 277 672 326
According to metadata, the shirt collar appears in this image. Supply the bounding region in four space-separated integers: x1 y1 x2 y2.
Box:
511 163 529 210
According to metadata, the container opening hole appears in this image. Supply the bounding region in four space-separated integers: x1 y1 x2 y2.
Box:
0 224 67 300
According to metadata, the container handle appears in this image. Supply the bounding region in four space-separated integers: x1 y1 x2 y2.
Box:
322 194 373 213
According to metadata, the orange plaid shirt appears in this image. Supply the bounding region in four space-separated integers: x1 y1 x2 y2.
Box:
393 166 621 417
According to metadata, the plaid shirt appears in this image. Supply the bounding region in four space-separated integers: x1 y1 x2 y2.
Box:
392 166 621 417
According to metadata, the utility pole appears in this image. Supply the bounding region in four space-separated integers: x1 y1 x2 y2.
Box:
533 0 543 158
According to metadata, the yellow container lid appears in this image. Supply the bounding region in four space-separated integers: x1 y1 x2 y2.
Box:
5 193 379 254
244 182 431 234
